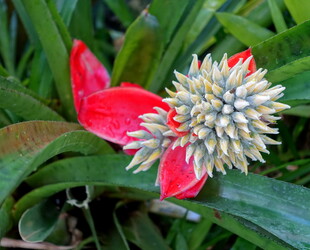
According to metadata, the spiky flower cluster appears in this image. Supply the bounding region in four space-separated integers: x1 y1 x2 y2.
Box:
125 53 290 179
124 107 173 173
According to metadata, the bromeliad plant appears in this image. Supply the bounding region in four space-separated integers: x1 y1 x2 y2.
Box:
71 41 289 200
2 1 310 249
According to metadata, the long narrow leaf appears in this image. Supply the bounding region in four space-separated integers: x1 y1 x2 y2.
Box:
22 0 75 120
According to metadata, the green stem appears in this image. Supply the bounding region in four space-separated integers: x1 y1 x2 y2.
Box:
83 208 102 250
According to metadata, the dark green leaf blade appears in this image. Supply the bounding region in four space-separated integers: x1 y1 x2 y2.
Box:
149 0 189 46
19 199 61 242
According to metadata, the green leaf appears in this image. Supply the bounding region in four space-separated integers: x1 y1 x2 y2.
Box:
187 218 212 250
0 121 113 206
0 0 15 75
211 0 286 61
12 0 40 46
19 198 61 242
22 0 75 120
280 71 310 106
113 202 130 250
122 211 170 250
69 0 94 49
267 0 287 33
252 20 310 83
0 197 14 239
104 0 135 28
19 155 306 249
55 0 79 26
0 76 64 121
231 237 257 250
284 0 310 24
282 105 310 117
216 12 275 47
148 0 205 92
183 0 226 51
111 11 163 88
149 0 189 46
28 49 54 98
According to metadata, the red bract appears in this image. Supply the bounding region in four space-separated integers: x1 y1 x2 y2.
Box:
78 87 169 145
159 143 207 200
227 48 256 76
70 40 111 111
70 39 169 146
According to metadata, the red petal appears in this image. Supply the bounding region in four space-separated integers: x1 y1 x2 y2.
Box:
78 87 169 145
166 109 189 137
175 173 207 199
70 39 110 111
120 82 143 88
227 48 256 76
159 143 207 200
124 149 139 155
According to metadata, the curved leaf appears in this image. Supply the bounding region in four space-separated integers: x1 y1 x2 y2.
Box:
252 20 310 83
19 198 61 242
23 0 75 120
216 12 274 47
18 155 310 248
0 121 113 206
0 197 14 239
0 76 64 121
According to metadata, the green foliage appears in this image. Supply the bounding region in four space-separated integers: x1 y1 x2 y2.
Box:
19 198 61 242
111 11 163 87
0 0 310 249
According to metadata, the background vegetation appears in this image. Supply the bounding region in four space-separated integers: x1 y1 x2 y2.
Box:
0 0 310 249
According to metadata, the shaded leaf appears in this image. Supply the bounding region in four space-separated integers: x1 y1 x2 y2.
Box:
19 198 61 242
111 11 163 88
104 0 134 28
122 211 170 250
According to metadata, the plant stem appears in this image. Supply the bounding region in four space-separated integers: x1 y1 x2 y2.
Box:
83 208 102 250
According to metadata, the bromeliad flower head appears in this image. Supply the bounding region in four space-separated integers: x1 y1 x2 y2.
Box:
125 49 290 198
